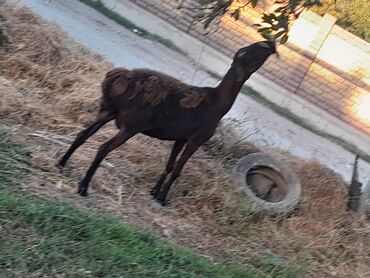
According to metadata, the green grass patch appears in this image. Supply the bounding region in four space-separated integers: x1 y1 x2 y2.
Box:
0 191 269 277
0 133 301 277
79 0 185 55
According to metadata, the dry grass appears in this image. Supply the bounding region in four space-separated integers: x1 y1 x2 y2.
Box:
1 2 370 277
0 3 111 129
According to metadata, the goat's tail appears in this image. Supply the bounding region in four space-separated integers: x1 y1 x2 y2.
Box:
100 67 131 113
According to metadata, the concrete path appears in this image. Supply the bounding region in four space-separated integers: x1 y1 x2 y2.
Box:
14 0 370 184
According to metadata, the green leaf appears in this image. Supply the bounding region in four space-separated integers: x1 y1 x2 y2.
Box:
204 15 216 28
258 27 270 32
288 0 300 11
260 28 272 40
251 0 258 8
272 23 280 30
261 32 271 40
193 11 206 19
305 0 321 7
274 30 286 39
231 8 240 20
280 33 289 44
262 13 275 23
274 6 286 12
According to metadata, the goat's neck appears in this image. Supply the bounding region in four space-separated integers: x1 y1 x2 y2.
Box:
215 66 251 115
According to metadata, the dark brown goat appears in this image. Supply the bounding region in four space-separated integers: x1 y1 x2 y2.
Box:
58 41 276 204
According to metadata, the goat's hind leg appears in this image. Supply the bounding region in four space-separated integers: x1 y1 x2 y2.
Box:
78 128 136 196
150 140 185 197
58 112 114 167
155 142 200 205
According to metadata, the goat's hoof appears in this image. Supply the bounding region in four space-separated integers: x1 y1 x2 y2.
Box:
160 200 168 206
56 161 65 170
77 185 88 197
155 197 168 206
79 190 88 197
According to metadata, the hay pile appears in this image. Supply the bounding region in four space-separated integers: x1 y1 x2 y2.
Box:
0 3 111 129
1 2 369 277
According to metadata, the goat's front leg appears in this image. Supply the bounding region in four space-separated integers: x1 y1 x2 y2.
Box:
78 128 136 196
155 142 200 205
150 140 186 197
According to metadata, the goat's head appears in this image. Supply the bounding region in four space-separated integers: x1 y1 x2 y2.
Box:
232 41 276 81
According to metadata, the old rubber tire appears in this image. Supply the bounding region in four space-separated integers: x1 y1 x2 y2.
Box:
232 153 302 216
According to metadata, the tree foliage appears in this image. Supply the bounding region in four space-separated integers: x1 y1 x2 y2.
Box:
191 0 369 44
189 0 323 44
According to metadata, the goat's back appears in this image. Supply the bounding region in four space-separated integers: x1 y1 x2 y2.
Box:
101 68 211 109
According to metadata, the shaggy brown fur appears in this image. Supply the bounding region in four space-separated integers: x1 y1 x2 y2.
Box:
103 68 207 108
59 41 276 204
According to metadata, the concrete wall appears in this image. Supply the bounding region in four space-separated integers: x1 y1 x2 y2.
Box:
288 12 370 136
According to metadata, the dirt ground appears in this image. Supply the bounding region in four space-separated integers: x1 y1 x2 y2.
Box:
1 1 370 277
